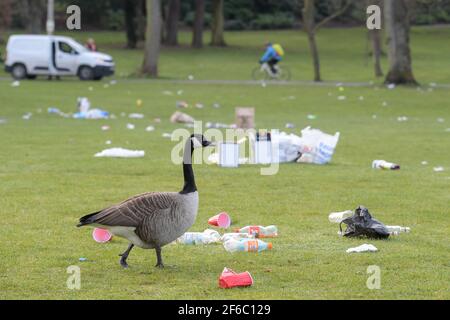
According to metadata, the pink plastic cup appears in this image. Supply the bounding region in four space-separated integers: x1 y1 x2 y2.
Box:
92 228 112 243
219 267 254 289
208 212 231 228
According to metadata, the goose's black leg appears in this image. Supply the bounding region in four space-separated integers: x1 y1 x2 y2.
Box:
119 243 134 268
155 246 164 268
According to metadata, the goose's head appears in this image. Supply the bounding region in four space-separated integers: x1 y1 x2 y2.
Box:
190 134 214 149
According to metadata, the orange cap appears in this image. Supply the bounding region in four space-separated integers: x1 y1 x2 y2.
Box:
267 242 272 250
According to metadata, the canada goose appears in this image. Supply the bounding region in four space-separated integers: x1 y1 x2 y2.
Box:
77 134 214 268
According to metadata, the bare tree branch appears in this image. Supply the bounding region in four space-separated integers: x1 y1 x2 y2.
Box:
314 0 354 32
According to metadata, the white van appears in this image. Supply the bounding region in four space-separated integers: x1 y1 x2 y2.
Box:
4 35 115 81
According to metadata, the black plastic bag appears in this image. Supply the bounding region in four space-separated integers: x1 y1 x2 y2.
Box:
339 206 390 239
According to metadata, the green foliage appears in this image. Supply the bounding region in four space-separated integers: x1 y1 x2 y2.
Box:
250 13 296 30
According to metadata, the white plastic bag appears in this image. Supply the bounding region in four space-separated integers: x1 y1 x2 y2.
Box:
297 127 340 164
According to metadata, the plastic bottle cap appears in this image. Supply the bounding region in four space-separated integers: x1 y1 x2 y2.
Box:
267 242 273 250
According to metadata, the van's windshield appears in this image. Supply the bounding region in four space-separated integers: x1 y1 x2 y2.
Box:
68 39 88 54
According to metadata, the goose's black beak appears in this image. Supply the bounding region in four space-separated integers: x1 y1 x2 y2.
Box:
202 140 215 147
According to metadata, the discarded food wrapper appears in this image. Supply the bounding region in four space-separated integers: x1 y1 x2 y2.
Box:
126 123 135 130
101 125 110 131
421 161 428 165
212 103 221 108
337 95 346 100
94 147 145 158
195 103 204 109
92 228 113 243
346 244 378 253
328 210 353 223
397 116 408 122
219 267 253 289
285 123 295 128
176 229 220 245
105 140 112 145
162 133 172 139
208 212 231 228
433 166 444 172
188 75 194 80
79 257 88 262
170 111 194 124
145 125 155 132
437 118 445 123
387 83 396 90
372 160 400 170
11 81 20 87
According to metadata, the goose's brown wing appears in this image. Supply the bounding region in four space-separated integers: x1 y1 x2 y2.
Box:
82 192 177 227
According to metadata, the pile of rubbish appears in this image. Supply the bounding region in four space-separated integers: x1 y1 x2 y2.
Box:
328 205 411 253
208 127 340 167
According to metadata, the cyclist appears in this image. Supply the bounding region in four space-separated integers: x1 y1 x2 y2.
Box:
259 42 283 76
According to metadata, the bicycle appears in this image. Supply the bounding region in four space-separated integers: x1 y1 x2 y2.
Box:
251 62 291 81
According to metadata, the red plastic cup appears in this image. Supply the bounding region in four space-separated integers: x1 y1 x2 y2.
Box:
208 212 231 228
92 228 112 243
219 267 254 289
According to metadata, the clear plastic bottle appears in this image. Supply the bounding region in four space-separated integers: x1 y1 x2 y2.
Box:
386 225 411 235
328 210 353 223
223 238 272 253
234 225 278 238
176 229 220 245
372 160 400 170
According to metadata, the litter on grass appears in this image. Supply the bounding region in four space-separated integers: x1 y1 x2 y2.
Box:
433 166 444 172
234 225 278 238
145 125 155 132
94 148 145 158
128 113 144 119
339 206 390 239
22 113 32 120
176 229 221 245
176 101 189 108
170 111 194 124
386 225 411 235
346 244 378 253
219 267 253 289
11 81 20 87
126 123 135 130
0 118 7 124
328 210 353 223
372 160 400 170
223 238 272 252
208 212 231 228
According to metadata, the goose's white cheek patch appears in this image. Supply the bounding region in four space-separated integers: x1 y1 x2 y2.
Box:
192 138 203 149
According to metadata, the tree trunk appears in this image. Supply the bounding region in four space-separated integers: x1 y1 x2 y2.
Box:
384 0 417 85
19 0 45 34
192 0 205 48
0 0 12 44
164 0 180 46
210 0 226 46
302 0 321 82
142 0 162 77
136 0 146 41
124 0 137 49
371 29 383 77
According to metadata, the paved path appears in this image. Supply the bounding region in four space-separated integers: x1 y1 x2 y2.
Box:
1 76 449 89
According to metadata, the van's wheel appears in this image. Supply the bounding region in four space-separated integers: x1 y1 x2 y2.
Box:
26 75 37 80
12 64 27 80
93 76 103 81
78 66 94 81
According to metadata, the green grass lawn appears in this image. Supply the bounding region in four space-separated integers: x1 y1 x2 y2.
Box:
0 28 449 300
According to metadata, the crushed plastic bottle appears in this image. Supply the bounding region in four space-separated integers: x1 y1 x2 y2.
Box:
386 225 410 235
234 225 278 238
328 210 353 223
223 238 272 253
372 160 400 170
176 229 220 245
220 233 255 242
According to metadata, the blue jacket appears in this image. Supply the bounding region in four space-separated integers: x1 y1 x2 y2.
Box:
260 46 281 63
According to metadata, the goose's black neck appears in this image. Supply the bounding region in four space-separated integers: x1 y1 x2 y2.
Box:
180 138 197 194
